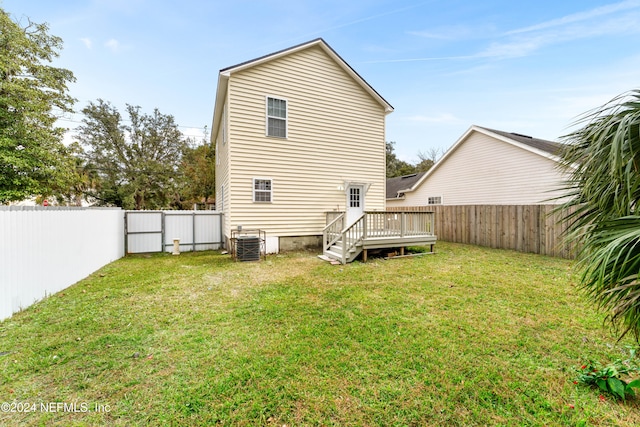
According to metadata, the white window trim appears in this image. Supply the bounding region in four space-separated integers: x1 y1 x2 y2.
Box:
252 177 273 203
265 96 288 138
427 195 443 205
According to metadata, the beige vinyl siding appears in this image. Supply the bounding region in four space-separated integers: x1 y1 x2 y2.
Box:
214 99 231 238
401 131 566 206
386 198 406 209
226 45 386 237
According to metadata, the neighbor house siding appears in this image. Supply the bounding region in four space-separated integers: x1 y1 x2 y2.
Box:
396 131 565 206
225 45 386 237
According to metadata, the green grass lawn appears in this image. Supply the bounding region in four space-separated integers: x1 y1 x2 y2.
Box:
1 242 639 426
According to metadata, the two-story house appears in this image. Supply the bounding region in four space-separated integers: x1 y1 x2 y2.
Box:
212 38 435 262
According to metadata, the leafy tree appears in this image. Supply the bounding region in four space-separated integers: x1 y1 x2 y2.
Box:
77 100 187 210
176 130 215 209
49 142 98 206
557 89 640 340
386 141 416 178
0 9 76 203
386 142 440 178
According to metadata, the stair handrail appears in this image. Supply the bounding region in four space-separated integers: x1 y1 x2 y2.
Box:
341 213 366 264
323 213 345 252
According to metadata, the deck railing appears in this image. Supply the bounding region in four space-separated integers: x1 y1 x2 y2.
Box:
323 212 344 253
342 213 366 263
364 211 434 238
325 211 435 239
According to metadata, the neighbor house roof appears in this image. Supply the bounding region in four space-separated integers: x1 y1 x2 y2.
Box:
477 127 562 156
389 125 564 198
386 171 427 199
211 38 394 140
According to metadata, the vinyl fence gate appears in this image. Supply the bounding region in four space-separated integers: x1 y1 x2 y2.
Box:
125 210 224 254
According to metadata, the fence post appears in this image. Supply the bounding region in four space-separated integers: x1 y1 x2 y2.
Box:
124 211 128 254
161 211 166 252
192 211 196 252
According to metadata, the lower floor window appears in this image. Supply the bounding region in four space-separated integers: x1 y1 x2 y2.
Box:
253 178 272 202
427 196 442 205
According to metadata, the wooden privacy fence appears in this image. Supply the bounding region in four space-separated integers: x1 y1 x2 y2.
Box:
393 205 577 258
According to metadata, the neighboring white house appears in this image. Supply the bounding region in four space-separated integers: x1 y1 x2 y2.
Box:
387 125 568 207
211 38 393 253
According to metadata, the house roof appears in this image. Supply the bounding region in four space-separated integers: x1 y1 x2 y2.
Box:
477 127 562 156
211 38 394 141
389 125 564 198
386 171 427 199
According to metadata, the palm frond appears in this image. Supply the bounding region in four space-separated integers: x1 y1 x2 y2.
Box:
556 89 640 340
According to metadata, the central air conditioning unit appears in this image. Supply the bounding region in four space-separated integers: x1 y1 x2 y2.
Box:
236 236 261 262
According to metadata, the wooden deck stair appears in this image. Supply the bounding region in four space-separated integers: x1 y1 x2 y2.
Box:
324 239 362 264
321 211 437 264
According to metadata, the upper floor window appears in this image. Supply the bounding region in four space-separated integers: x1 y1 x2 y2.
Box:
267 97 287 138
427 196 442 205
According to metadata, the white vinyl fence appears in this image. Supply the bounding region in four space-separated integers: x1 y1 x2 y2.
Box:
125 210 223 253
0 207 124 321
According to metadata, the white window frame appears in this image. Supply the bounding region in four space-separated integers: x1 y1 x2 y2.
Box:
427 196 443 205
265 96 287 138
349 186 362 208
253 178 273 203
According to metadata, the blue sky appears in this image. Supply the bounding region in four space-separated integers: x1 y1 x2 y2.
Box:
3 0 640 163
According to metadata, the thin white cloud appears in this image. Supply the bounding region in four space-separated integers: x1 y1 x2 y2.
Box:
361 54 476 64
372 1 640 63
408 24 494 41
104 39 120 53
409 26 472 40
266 2 429 51
478 36 547 59
506 0 640 35
80 37 92 49
407 113 460 124
478 13 640 59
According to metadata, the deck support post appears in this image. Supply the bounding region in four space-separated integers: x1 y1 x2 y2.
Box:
400 247 405 256
363 249 368 263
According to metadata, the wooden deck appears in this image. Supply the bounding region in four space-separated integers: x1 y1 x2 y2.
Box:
322 211 437 264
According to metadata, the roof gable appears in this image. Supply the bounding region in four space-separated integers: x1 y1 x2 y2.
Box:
211 38 393 141
402 125 564 196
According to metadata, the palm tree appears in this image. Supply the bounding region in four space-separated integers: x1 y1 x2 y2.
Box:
558 89 640 340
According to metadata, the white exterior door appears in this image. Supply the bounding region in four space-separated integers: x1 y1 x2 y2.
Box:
346 184 365 226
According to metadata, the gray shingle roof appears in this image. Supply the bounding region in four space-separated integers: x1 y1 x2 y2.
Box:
478 127 562 156
386 171 427 199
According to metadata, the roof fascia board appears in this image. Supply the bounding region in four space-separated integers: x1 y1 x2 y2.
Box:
211 74 229 143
